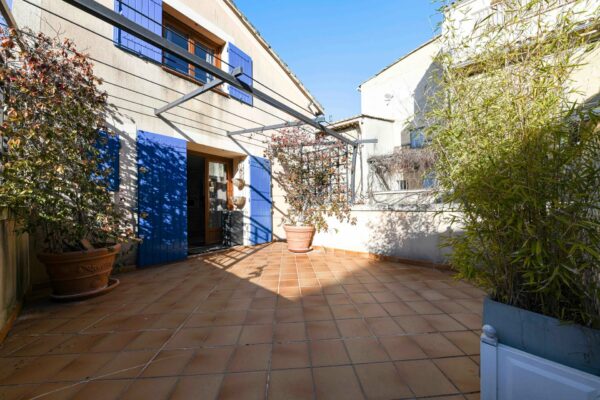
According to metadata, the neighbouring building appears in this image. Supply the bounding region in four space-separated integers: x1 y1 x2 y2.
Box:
316 0 599 265
341 36 441 205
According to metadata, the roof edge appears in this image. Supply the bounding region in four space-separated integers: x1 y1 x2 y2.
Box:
329 114 395 129
223 0 324 114
359 35 441 88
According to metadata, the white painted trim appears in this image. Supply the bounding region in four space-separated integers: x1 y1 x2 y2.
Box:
163 0 234 44
480 325 498 400
481 326 600 400
372 189 434 195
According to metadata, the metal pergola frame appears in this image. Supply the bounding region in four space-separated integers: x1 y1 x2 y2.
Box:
0 0 18 32
21 0 377 203
62 0 361 146
228 120 306 137
155 67 242 117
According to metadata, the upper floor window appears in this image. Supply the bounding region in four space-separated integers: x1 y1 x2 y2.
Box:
163 15 220 84
113 1 254 105
410 129 426 149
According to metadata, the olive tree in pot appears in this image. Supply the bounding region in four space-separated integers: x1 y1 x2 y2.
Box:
0 29 134 300
431 0 600 396
265 128 355 252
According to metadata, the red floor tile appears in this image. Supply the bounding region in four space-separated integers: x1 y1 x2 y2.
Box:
0 243 482 399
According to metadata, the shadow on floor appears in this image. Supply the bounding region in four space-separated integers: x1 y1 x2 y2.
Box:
0 242 484 400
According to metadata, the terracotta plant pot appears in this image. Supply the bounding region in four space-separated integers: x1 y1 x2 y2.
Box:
233 178 245 190
38 244 121 299
233 196 247 209
284 225 316 253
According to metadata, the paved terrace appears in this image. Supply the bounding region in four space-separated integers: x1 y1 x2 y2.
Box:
0 243 483 400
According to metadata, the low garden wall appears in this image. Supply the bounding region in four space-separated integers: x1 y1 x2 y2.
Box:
312 204 459 266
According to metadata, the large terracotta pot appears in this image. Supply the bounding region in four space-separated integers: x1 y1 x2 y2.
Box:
284 225 316 253
38 244 121 299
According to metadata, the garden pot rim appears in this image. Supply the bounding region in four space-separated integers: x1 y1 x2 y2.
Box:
485 296 599 330
284 224 316 229
38 243 121 259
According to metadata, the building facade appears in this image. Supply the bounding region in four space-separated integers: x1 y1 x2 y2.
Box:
7 0 323 284
318 0 599 264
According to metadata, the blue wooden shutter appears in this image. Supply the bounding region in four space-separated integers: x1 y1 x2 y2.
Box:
96 130 120 192
0 0 13 32
228 43 253 106
410 130 426 148
249 156 272 245
114 0 162 62
423 172 436 189
137 131 188 267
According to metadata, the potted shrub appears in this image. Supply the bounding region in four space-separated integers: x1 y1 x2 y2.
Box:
0 29 134 300
265 128 355 252
431 0 600 396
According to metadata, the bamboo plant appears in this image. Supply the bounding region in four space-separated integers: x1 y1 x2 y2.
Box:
430 0 600 327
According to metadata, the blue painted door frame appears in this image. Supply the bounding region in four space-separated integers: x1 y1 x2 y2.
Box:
249 156 272 245
137 131 188 267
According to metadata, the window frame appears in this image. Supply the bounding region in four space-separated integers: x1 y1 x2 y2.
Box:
162 14 223 85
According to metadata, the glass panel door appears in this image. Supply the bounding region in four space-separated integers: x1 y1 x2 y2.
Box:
206 161 228 244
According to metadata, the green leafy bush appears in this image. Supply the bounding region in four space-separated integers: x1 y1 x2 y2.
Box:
431 0 600 327
0 29 134 253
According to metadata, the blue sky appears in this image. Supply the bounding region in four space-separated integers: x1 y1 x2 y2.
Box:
234 1 441 121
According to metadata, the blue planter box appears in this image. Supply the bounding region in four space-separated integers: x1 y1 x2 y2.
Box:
483 297 600 376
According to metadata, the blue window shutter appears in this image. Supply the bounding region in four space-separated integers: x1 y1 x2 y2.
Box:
228 43 253 106
249 156 272 245
0 0 13 32
137 131 188 267
423 172 436 189
113 0 162 62
95 130 120 192
410 130 425 148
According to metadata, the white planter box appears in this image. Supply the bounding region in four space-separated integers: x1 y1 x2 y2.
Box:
481 326 600 400
481 298 600 400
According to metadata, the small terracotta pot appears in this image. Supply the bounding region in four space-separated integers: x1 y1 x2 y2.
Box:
38 244 121 297
233 178 245 190
233 196 246 209
284 225 316 253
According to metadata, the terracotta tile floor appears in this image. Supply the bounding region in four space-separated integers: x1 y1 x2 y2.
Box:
0 243 485 400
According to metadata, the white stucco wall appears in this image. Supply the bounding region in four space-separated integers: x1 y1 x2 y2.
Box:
354 37 441 201
360 37 441 147
10 0 320 281
313 206 457 265
330 0 600 266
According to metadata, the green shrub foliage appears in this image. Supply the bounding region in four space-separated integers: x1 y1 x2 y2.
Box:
0 29 134 253
431 0 600 327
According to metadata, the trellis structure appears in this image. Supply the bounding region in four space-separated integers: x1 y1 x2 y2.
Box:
298 138 351 200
